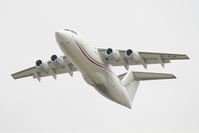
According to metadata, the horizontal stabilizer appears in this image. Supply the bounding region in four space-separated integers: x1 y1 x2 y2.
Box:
118 71 176 81
133 72 176 81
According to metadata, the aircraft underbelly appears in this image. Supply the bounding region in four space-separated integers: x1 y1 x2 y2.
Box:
60 39 131 108
69 53 128 105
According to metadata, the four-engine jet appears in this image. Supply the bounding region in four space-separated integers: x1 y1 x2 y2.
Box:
12 29 189 108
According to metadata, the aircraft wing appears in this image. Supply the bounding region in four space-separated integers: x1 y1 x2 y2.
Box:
11 56 78 81
98 48 189 69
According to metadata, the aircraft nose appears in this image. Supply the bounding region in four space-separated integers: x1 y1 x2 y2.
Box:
55 30 67 44
55 31 60 38
55 31 64 39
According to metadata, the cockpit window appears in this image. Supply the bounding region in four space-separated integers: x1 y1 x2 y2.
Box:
64 29 78 35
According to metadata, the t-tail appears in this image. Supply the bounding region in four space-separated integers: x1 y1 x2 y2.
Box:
118 71 176 106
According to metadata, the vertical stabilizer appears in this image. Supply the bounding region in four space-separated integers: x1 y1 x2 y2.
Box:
121 71 140 103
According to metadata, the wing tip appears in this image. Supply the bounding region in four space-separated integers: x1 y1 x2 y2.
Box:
185 55 190 60
171 74 177 79
11 73 17 79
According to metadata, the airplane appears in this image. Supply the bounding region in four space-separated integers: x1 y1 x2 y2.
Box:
11 29 189 109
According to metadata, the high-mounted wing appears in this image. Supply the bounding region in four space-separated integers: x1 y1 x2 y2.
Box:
98 48 189 69
11 55 78 81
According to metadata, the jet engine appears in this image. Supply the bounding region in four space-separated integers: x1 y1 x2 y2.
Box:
125 49 133 57
50 55 65 68
51 54 73 76
35 60 49 73
105 48 121 61
125 49 140 63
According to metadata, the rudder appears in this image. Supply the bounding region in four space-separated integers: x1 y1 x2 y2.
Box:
121 71 140 103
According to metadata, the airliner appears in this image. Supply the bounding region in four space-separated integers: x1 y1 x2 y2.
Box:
12 29 189 109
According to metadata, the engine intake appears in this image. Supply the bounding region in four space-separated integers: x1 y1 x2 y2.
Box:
36 60 42 67
105 48 121 61
35 59 49 73
126 49 133 57
125 50 140 63
51 55 58 62
106 48 113 55
50 55 65 68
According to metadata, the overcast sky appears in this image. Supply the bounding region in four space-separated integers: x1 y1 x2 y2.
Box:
0 0 198 133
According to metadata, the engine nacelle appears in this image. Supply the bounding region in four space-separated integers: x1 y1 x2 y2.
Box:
50 55 65 68
105 48 113 56
125 49 133 57
105 48 121 61
35 60 49 73
125 49 140 63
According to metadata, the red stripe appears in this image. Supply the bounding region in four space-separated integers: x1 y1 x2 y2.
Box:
74 40 111 72
75 40 106 67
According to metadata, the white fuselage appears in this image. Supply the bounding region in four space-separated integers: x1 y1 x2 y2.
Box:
55 30 131 108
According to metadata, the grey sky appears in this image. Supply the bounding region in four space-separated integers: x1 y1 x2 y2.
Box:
0 0 198 132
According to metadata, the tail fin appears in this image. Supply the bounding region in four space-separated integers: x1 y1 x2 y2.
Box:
120 71 139 102
119 71 176 103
